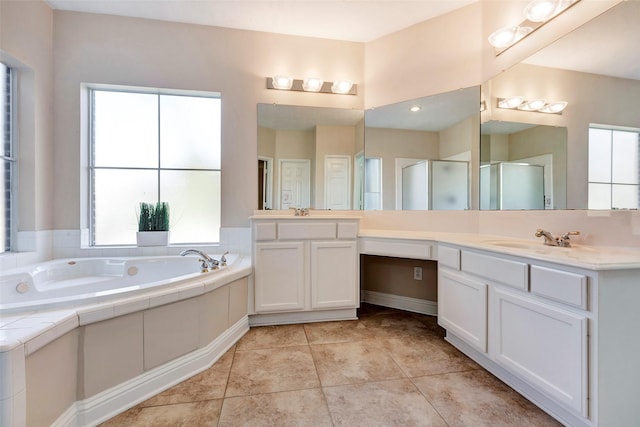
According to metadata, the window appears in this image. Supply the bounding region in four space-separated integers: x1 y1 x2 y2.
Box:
90 88 221 246
1 63 13 253
588 126 640 210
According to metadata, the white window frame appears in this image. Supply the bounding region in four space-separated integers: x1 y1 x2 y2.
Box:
87 85 222 246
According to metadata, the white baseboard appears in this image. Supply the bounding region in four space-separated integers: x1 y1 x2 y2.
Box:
249 308 357 326
362 290 437 316
52 316 249 427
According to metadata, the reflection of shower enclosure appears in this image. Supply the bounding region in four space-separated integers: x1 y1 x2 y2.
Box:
480 162 544 210
401 160 469 210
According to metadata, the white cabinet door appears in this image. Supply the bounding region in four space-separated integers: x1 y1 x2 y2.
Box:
255 242 305 312
438 269 487 352
310 241 358 309
491 287 588 417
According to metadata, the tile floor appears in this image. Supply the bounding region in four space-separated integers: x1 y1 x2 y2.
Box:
101 304 561 426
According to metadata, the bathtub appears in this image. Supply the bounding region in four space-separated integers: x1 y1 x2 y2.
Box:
1 252 252 427
0 253 239 313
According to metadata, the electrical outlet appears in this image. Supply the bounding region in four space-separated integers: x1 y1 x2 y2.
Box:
413 267 422 281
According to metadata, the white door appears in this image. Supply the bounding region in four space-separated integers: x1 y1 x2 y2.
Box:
279 159 310 209
324 155 351 210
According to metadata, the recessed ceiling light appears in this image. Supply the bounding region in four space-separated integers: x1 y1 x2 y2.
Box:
410 106 421 112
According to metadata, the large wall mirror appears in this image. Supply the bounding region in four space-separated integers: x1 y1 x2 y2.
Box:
257 104 364 210
482 0 640 210
363 86 481 211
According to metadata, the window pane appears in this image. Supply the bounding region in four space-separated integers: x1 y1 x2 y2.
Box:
588 183 611 210
611 130 639 184
588 128 611 182
160 95 221 169
93 91 158 168
160 170 220 243
93 169 158 245
612 184 639 209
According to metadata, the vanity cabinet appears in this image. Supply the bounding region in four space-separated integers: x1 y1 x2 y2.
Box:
438 244 591 424
251 217 359 324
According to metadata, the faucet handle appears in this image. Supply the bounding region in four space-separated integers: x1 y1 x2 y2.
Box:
561 231 580 239
220 251 229 266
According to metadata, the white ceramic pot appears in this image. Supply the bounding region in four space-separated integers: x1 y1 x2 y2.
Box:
136 231 169 247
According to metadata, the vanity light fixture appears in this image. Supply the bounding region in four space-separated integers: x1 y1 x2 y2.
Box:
267 76 357 95
271 75 293 90
302 77 324 92
497 97 568 114
498 96 525 109
331 80 354 95
488 0 580 54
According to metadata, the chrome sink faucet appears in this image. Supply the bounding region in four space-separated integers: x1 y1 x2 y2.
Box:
535 229 580 247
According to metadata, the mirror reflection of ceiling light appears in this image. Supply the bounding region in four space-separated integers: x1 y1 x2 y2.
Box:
497 97 568 114
267 76 356 95
488 0 580 53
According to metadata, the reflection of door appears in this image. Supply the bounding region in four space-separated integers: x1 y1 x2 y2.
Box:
279 159 310 209
325 155 351 210
258 157 273 210
354 152 364 210
402 161 428 210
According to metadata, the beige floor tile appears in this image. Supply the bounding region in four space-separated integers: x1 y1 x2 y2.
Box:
219 388 332 426
383 336 479 377
235 324 308 350
226 345 320 397
303 319 374 344
360 310 442 338
140 346 235 407
324 378 448 427
100 400 222 427
413 370 562 427
311 339 405 387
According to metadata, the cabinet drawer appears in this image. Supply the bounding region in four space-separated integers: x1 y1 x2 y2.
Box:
359 238 432 260
278 222 336 240
461 251 528 290
530 266 588 309
438 245 460 270
337 222 358 239
254 223 277 241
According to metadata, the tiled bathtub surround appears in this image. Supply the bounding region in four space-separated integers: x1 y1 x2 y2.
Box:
101 304 560 426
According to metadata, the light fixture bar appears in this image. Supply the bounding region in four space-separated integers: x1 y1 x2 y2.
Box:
266 77 357 95
497 97 567 114
489 0 580 55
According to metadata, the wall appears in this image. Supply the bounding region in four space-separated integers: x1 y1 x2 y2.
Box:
52 10 364 232
361 255 437 302
0 0 54 235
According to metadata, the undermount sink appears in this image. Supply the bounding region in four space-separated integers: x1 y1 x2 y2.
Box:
483 240 598 257
485 240 545 250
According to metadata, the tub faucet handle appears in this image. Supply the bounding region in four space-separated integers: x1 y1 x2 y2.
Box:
220 251 229 266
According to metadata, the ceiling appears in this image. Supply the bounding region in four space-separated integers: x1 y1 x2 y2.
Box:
45 0 477 43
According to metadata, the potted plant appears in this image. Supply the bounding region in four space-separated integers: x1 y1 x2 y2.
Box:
136 201 170 246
